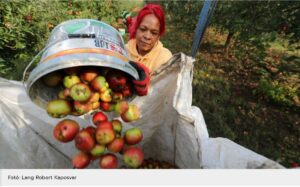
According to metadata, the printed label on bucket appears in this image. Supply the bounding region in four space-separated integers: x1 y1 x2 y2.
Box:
49 19 125 49
44 19 128 64
41 38 128 64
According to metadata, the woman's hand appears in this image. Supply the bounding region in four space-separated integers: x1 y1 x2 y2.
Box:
129 61 150 96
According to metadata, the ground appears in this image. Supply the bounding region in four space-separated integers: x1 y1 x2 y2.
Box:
162 26 300 168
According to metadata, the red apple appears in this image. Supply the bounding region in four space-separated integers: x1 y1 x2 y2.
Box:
97 121 113 130
100 102 115 112
70 83 91 102
75 130 95 152
53 119 80 143
91 155 101 161
106 69 127 92
80 69 98 83
90 144 106 157
92 111 108 126
122 83 132 97
111 119 122 134
114 101 129 114
99 153 118 169
107 137 124 153
42 71 62 87
123 147 144 168
47 99 72 118
91 76 109 93
63 75 81 88
120 144 131 155
84 126 96 138
124 127 143 145
120 104 140 122
72 152 91 169
73 101 92 115
95 127 115 145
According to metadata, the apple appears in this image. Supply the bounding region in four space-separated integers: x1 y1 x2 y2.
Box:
91 76 109 93
91 101 100 110
100 102 115 112
47 99 72 118
84 126 96 138
291 161 299 168
63 75 81 88
80 69 98 83
58 88 71 100
73 101 92 115
92 111 108 126
87 92 100 103
107 137 124 153
106 69 127 92
64 67 80 75
114 101 129 114
100 89 112 102
112 92 123 102
64 88 71 97
124 127 143 145
58 90 67 100
123 147 144 168
71 110 82 116
75 130 95 152
120 104 140 122
111 119 122 134
122 83 132 97
42 71 62 87
99 153 118 169
91 155 101 161
120 144 131 155
97 121 113 130
53 119 80 142
95 127 115 145
70 83 91 102
72 152 91 169
90 144 106 157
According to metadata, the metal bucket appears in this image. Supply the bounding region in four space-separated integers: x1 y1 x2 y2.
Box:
23 19 139 110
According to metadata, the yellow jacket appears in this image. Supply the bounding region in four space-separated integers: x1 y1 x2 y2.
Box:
126 39 172 73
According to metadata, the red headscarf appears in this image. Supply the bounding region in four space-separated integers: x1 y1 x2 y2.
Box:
128 4 166 39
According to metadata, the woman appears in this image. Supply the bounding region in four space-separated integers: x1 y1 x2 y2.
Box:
126 4 173 96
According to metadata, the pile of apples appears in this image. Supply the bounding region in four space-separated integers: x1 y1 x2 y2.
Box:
43 66 146 169
53 111 144 169
137 158 178 169
44 66 140 122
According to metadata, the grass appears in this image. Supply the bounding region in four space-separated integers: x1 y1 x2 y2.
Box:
164 26 300 168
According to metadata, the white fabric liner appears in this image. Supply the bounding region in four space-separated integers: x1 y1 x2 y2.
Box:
0 53 284 169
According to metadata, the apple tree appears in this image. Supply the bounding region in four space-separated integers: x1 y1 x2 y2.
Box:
212 1 299 56
162 1 299 57
0 0 124 80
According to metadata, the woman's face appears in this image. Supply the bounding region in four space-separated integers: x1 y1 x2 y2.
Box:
135 14 160 56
